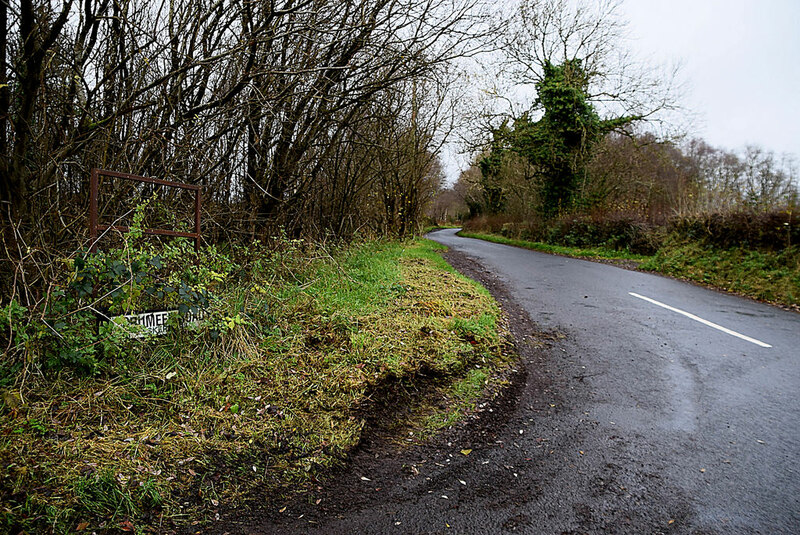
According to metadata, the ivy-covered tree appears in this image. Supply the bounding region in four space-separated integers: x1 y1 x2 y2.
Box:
474 0 679 219
481 60 638 217
477 122 513 214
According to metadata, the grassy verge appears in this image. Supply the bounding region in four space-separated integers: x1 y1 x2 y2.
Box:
641 241 800 307
458 230 800 308
0 238 513 534
457 231 651 263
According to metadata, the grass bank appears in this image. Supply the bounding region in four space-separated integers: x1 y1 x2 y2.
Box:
641 240 800 307
0 238 513 534
457 230 800 308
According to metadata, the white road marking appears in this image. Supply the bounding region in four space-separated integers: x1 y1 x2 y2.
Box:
628 292 772 348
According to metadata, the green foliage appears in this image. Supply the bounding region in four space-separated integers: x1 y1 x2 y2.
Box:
478 60 639 218
477 123 513 214
641 237 800 306
450 313 497 343
462 220 800 307
72 469 163 525
421 368 491 433
305 240 403 316
0 203 237 375
458 231 651 262
667 211 799 250
540 215 662 255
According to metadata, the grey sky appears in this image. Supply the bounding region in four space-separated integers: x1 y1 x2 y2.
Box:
441 0 799 184
619 0 800 157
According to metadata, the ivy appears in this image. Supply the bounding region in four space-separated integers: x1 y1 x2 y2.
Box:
480 59 640 218
0 203 237 374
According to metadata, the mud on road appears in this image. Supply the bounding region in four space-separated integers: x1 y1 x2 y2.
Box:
201 247 702 535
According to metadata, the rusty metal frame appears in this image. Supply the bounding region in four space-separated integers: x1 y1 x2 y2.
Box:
89 168 202 253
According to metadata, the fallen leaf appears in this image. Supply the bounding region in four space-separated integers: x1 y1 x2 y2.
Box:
188 468 197 476
460 449 472 456
76 522 89 531
119 520 135 532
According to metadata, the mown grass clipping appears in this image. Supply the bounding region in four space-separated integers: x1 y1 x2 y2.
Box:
0 238 513 534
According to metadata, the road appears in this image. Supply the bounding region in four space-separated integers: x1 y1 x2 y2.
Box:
252 229 800 534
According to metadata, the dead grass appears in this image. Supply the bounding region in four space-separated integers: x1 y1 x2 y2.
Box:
0 238 513 534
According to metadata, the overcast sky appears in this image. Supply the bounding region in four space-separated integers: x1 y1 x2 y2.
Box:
441 0 799 184
618 0 800 157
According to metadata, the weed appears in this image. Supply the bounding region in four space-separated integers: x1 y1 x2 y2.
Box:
73 470 136 521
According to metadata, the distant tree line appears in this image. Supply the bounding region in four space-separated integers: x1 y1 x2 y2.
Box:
443 133 798 224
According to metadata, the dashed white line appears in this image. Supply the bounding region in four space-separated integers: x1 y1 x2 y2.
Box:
628 292 772 348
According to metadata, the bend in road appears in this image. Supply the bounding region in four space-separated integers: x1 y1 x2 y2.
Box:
427 228 799 534
248 229 799 535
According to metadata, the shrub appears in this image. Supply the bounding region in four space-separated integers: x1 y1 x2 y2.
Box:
539 214 662 255
463 212 662 255
669 210 798 250
0 206 238 375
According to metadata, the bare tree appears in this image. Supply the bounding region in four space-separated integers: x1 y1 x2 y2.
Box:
498 0 682 125
0 0 495 299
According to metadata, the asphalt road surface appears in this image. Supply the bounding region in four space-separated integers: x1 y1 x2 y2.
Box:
251 229 799 534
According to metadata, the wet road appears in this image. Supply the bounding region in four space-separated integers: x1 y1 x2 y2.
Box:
255 229 800 534
426 229 800 533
